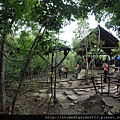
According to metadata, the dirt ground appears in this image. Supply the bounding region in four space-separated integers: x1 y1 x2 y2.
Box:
16 82 107 115
18 93 106 115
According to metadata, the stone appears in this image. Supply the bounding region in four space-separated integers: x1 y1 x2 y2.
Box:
109 89 117 94
63 90 74 95
70 103 75 106
32 93 40 97
70 81 81 88
86 88 90 92
38 89 47 93
67 94 78 101
77 109 82 112
73 89 85 95
98 89 108 93
112 94 120 98
77 95 91 102
59 82 70 88
102 97 120 114
56 92 71 108
56 93 67 102
78 69 85 79
73 101 77 104
108 111 113 115
37 97 42 101
60 102 70 109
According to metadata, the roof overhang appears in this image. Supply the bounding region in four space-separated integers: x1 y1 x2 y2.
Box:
77 25 119 56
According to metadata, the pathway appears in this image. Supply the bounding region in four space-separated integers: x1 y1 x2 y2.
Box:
24 69 120 115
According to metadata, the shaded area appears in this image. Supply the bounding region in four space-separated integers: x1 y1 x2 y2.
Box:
77 25 119 56
15 69 120 115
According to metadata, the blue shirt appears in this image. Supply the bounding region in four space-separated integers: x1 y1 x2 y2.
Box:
117 56 120 61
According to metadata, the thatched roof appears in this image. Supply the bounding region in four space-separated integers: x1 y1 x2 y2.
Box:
77 25 119 56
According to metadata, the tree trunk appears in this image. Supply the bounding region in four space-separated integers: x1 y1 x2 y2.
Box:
0 33 7 112
85 38 88 76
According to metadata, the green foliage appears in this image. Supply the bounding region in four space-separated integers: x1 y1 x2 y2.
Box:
72 19 91 53
79 0 120 36
111 41 120 56
72 20 105 57
2 0 116 113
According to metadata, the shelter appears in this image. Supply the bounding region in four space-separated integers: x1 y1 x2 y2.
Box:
77 25 119 56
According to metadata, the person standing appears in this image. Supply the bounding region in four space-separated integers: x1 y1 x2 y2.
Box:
75 62 80 79
58 67 62 79
116 55 120 70
103 60 109 83
63 67 68 78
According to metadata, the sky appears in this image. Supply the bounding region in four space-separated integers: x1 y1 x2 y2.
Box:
59 15 117 46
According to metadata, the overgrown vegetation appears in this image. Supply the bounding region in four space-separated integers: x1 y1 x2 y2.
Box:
0 0 120 115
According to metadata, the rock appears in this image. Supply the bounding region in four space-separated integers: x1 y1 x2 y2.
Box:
102 97 120 114
32 93 40 97
86 88 90 92
98 89 108 93
108 111 113 115
38 89 47 93
73 101 77 104
70 103 75 106
59 82 70 88
73 89 85 95
67 94 78 101
63 90 74 95
70 81 81 88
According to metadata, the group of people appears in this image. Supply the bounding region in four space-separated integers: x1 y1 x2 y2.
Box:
101 56 120 95
57 55 120 95
58 63 80 80
58 67 68 79
75 55 120 95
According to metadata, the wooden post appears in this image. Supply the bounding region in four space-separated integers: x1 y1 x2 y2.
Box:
108 76 110 95
100 74 103 94
51 53 54 97
54 50 58 105
91 76 98 94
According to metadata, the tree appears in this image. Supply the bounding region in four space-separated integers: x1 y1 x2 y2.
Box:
0 0 35 113
0 0 84 114
79 0 120 36
72 18 90 74
72 18 105 74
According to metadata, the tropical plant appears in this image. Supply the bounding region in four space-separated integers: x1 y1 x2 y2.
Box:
0 0 84 114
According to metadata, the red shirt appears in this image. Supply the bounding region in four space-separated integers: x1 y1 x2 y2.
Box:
104 63 108 71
